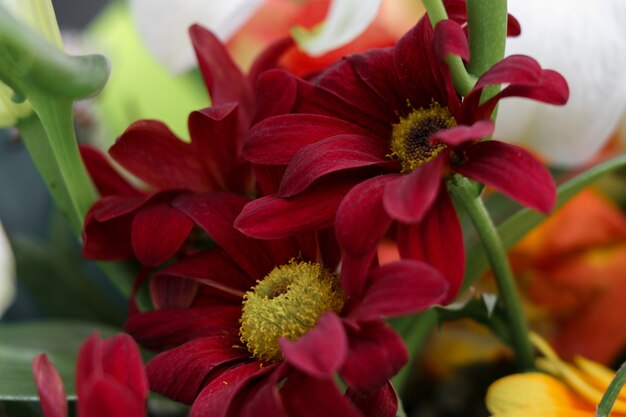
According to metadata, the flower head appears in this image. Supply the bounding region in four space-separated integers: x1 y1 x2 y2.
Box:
236 0 568 302
125 192 448 415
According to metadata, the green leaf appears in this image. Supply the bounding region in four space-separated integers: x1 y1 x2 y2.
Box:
0 320 120 401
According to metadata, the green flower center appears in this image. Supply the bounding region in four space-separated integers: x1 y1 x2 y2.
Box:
389 102 456 172
239 260 344 363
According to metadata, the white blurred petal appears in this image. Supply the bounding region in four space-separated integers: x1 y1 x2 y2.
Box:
0 222 15 317
292 0 383 56
130 0 264 73
495 0 626 167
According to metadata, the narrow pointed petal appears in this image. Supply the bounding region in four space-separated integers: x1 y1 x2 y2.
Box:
347 381 398 417
336 175 396 255
131 198 194 266
397 189 465 304
80 145 139 197
292 0 383 56
341 249 378 300
383 156 443 224
280 312 347 379
431 120 494 147
33 355 67 417
235 180 355 239
281 372 362 417
280 134 392 197
146 335 248 404
339 321 408 392
110 120 211 192
454 140 556 214
434 19 469 61
248 37 294 85
349 260 447 320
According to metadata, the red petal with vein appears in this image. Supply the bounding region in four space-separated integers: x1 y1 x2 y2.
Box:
190 362 271 417
397 189 464 304
281 372 362 417
189 24 250 107
431 120 494 147
155 248 251 302
173 192 293 279
279 134 392 197
474 55 543 90
239 364 289 417
146 335 247 404
110 120 210 192
434 19 469 61
340 249 378 300
125 306 241 350
347 381 398 417
339 321 407 392
252 70 298 123
83 206 135 260
99 334 149 402
150 275 199 310
131 198 194 266
79 378 146 417
336 175 397 256
80 145 139 197
244 114 372 164
247 37 293 85
349 260 448 320
189 103 249 193
235 180 355 240
455 140 556 214
76 333 103 402
280 312 347 379
33 355 67 417
383 156 443 223
90 195 145 222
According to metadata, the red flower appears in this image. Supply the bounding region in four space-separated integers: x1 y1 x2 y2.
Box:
81 25 292 266
236 3 568 303
125 192 448 416
32 333 149 417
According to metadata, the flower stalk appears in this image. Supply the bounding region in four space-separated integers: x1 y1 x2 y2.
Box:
448 175 534 370
597 361 626 417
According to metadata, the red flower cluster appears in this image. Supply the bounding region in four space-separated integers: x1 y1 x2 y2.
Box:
80 1 568 415
33 333 149 417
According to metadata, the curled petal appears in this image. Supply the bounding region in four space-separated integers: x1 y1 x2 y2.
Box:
32 355 67 417
434 19 469 61
347 381 398 417
431 120 494 147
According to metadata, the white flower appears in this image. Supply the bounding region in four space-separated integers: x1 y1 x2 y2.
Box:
495 0 626 167
0 222 15 318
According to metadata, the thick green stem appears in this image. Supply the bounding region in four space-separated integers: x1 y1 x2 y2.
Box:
421 0 476 96
448 176 534 370
596 361 626 417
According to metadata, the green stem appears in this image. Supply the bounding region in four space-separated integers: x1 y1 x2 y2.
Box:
448 176 534 370
596 361 626 417
421 0 476 96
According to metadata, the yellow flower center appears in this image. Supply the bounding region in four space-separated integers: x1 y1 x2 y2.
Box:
389 102 456 173
239 260 344 363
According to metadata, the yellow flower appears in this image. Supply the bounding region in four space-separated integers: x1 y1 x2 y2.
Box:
486 333 626 416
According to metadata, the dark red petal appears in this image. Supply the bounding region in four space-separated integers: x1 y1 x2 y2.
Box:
507 13 521 37
80 145 139 197
239 364 289 417
125 306 241 350
244 114 372 165
474 55 542 90
383 156 443 224
281 372 362 417
131 198 194 266
251 70 298 123
396 188 465 304
189 103 249 193
340 249 378 300
434 19 469 61
146 335 248 404
336 175 396 256
150 275 199 310
347 381 398 417
90 195 145 222
83 205 136 261
173 192 294 279
235 180 355 240
280 312 347 379
431 120 494 147
339 321 407 392
155 248 251 302
349 260 447 320
279 134 392 197
100 334 149 402
454 140 556 213
32 355 67 417
248 37 294 85
76 333 103 401
111 120 211 192
189 24 249 106
79 378 146 417
190 362 270 417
